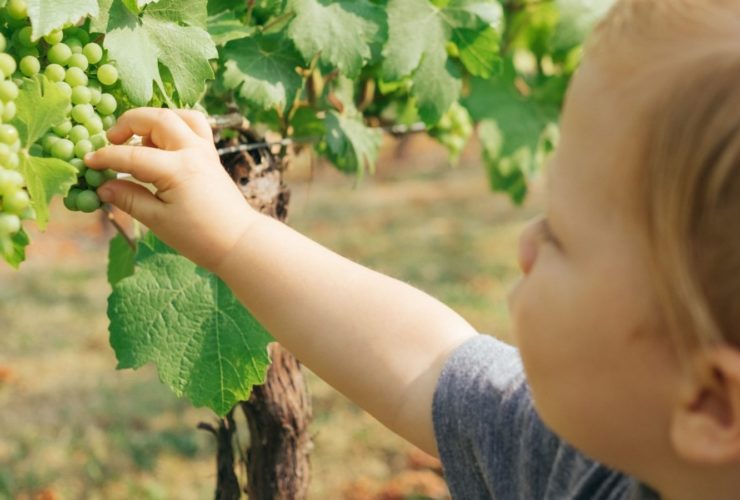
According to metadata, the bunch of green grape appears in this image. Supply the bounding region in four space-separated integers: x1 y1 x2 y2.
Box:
3 0 120 213
430 102 474 163
0 4 29 246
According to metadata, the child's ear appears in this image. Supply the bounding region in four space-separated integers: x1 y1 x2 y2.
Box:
671 345 740 464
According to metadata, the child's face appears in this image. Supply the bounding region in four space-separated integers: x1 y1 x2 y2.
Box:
506 57 681 474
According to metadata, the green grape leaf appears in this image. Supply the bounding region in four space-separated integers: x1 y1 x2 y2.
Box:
286 0 387 77
1 229 30 269
13 75 70 146
222 33 303 113
446 1 503 78
122 0 160 15
464 75 558 159
477 120 529 204
382 0 501 124
553 0 614 53
465 68 559 203
146 0 207 28
291 107 325 139
108 233 135 287
207 0 243 15
108 233 274 415
93 0 217 105
19 155 77 230
207 10 254 45
324 110 382 177
451 26 500 78
27 0 99 39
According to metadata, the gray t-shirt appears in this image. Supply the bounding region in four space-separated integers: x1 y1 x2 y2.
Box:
432 334 661 499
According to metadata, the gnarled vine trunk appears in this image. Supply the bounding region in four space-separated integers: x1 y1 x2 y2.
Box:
202 125 313 499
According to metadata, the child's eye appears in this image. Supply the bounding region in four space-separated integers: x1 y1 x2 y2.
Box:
538 218 561 248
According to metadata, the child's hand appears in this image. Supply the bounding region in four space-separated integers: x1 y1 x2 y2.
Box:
85 108 257 273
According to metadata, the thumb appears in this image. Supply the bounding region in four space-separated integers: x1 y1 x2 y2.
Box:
97 179 161 224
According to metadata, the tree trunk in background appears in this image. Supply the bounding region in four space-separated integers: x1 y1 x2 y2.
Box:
213 130 313 499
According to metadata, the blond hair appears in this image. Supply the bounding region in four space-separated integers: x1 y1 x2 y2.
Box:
587 0 740 354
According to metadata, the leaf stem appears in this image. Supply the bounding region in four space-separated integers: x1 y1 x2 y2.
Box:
261 11 296 33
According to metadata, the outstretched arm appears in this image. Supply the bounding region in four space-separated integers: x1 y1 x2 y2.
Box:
86 108 478 455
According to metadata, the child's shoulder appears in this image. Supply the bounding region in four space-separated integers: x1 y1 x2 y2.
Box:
432 334 658 499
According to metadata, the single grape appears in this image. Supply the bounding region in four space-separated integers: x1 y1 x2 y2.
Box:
97 64 118 86
76 189 100 212
55 81 72 97
0 54 17 78
67 53 88 71
65 28 89 45
89 133 107 150
6 152 19 170
71 85 91 105
52 119 73 137
0 213 21 234
0 124 19 145
44 63 65 82
17 26 34 47
1 101 15 121
64 66 87 87
63 188 81 211
74 139 93 159
3 189 29 214
84 168 104 187
6 0 28 20
88 85 101 105
103 168 117 180
65 37 83 53
0 169 23 194
41 133 60 152
82 43 103 65
69 158 86 176
69 124 89 143
0 81 19 102
43 30 63 45
0 144 12 164
50 138 74 161
28 143 43 156
96 93 117 116
71 104 94 124
0 33 6 53
85 115 104 135
47 43 72 65
102 115 116 130
19 55 40 77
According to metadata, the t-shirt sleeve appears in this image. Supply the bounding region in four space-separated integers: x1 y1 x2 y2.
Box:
432 334 649 500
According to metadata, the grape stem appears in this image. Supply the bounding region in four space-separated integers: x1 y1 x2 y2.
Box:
102 204 135 251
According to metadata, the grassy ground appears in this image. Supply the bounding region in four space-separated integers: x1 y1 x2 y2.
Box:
0 136 544 499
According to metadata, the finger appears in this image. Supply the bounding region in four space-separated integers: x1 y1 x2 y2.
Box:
107 108 196 150
97 179 162 225
172 109 213 141
85 145 178 188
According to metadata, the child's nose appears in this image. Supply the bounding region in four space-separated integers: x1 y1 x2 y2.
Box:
517 216 543 275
